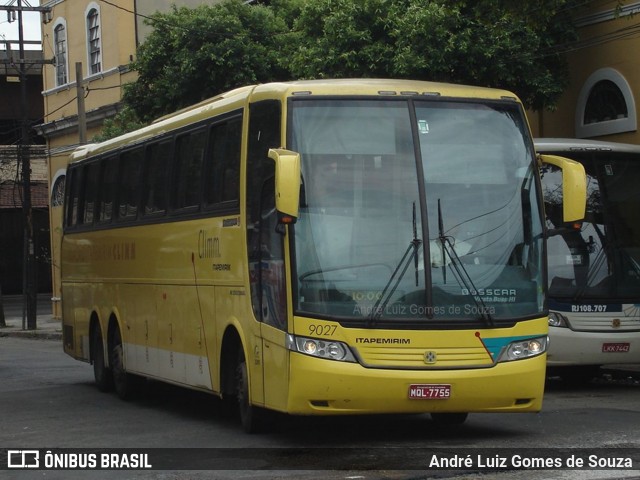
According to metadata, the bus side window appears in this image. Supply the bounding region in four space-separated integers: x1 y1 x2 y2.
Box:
82 162 100 226
117 147 144 221
222 117 241 204
143 140 172 216
65 166 83 228
204 115 241 208
173 129 207 211
97 156 118 224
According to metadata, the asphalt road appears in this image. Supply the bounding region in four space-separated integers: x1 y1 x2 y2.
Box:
1 336 639 480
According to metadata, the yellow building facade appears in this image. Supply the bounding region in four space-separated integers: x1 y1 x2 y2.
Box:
39 0 220 318
39 0 138 318
530 1 640 143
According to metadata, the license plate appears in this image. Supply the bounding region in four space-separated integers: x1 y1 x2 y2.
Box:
408 384 451 399
602 343 630 353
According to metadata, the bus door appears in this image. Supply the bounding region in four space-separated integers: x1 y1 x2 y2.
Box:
255 175 290 411
246 99 289 411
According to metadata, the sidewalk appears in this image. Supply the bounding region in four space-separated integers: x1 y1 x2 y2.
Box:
0 296 63 340
0 314 63 340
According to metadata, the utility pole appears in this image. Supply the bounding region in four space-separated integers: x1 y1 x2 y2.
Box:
18 0 37 330
76 62 87 144
0 0 52 330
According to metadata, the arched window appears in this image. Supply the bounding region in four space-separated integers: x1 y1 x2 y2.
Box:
86 5 102 75
583 80 627 124
51 170 66 208
576 68 636 138
53 20 68 86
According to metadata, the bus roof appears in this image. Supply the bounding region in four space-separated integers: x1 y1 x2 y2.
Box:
535 137 640 154
70 79 522 164
248 78 519 100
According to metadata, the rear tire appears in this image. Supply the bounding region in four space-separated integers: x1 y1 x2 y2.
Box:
109 326 142 400
92 325 113 392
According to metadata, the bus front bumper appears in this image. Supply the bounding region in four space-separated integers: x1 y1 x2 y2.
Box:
547 327 640 367
286 352 545 415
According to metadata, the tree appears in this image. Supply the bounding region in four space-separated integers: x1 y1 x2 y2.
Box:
111 0 581 135
124 0 289 123
91 105 146 143
285 0 581 110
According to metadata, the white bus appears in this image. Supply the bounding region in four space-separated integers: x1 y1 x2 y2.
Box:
536 138 640 383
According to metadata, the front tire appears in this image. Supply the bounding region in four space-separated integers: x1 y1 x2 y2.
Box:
236 350 268 433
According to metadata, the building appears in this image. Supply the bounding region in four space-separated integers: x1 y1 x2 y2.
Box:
530 1 640 143
0 43 50 295
38 0 221 318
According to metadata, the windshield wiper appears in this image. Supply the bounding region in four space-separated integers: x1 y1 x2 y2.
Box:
437 199 494 326
369 203 422 324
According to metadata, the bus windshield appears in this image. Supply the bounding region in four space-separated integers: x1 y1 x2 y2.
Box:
290 98 544 325
543 152 640 301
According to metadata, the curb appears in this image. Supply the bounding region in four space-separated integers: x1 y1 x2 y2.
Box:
0 329 63 340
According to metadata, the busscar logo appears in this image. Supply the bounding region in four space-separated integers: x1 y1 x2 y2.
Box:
8 450 40 468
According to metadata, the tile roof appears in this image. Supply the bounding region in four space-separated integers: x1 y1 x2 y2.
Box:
0 181 49 209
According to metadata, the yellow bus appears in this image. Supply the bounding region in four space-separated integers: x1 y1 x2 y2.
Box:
537 138 640 384
61 79 586 432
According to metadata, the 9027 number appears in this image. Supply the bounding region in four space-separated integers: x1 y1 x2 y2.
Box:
308 324 337 336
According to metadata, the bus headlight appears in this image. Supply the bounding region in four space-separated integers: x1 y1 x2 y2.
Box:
548 311 568 328
498 336 547 362
286 335 357 363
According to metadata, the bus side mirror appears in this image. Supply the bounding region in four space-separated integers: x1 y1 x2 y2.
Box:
268 148 301 225
539 154 587 225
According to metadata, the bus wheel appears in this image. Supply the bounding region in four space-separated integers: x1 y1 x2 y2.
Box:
91 326 113 392
109 326 141 400
430 412 468 426
236 350 267 434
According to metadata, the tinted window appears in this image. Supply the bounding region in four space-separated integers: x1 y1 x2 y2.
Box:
97 156 118 223
205 117 242 207
65 167 82 227
143 140 172 216
173 129 207 210
117 148 144 220
82 162 100 225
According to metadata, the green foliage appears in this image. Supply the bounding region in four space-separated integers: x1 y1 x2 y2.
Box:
287 0 579 110
124 0 289 122
92 105 146 143
120 0 581 124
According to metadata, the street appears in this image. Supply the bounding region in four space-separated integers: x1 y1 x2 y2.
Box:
1 336 639 480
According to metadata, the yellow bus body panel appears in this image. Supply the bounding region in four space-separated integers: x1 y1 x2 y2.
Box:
61 214 248 393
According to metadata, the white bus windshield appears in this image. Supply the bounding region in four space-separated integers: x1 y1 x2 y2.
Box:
542 152 640 300
290 98 544 325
